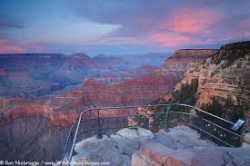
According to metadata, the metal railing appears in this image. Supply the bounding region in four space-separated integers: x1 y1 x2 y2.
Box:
60 103 250 166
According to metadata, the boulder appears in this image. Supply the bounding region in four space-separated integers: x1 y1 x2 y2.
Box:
191 151 229 166
72 135 123 166
242 142 250 149
168 126 200 140
117 127 154 139
243 132 250 144
137 127 155 139
167 126 216 149
227 147 250 165
122 155 131 166
111 134 140 157
153 130 178 149
131 152 154 166
117 128 140 139
132 141 195 166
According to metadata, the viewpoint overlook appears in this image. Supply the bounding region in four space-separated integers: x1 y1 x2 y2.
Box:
1 1 250 165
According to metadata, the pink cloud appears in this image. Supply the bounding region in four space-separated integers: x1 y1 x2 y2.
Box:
151 33 196 48
0 38 25 53
241 19 250 28
0 37 42 53
240 19 250 37
151 7 229 48
160 7 222 35
0 45 25 53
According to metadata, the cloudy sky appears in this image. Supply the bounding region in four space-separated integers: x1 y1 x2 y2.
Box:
0 0 250 56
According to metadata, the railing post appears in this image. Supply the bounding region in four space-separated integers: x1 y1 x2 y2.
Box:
67 112 83 166
59 126 73 166
189 109 193 127
96 110 103 139
165 105 171 131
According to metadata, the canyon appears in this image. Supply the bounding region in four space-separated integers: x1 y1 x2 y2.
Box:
0 49 222 161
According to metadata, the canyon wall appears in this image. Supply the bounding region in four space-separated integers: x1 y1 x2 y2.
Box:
0 49 217 129
163 41 250 126
196 42 250 107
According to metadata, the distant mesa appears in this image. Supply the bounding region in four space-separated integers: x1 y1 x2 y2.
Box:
0 53 64 59
164 49 216 71
95 54 107 58
71 53 90 59
170 49 218 58
82 78 104 87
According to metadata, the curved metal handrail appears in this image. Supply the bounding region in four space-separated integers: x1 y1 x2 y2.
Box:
65 103 249 165
59 125 73 166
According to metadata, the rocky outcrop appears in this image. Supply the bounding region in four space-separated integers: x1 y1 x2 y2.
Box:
173 49 218 58
174 62 201 91
163 49 216 92
162 41 250 127
195 42 250 107
71 127 155 166
197 56 250 107
71 126 250 166
164 49 217 71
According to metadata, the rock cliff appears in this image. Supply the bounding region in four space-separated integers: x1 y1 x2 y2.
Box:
162 41 250 127
164 49 217 71
197 42 250 107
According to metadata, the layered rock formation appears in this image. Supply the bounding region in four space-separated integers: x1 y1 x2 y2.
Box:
0 53 168 97
173 49 217 57
162 41 250 127
164 49 217 71
196 43 250 107
61 49 215 107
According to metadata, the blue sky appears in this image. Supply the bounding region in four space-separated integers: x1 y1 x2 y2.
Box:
0 0 250 56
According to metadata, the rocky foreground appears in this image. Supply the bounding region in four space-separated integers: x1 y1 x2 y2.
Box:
70 126 250 166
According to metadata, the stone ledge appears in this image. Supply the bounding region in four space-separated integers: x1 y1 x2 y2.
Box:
140 142 173 164
133 141 231 166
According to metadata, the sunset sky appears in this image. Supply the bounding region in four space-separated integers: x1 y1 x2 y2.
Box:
0 0 250 56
